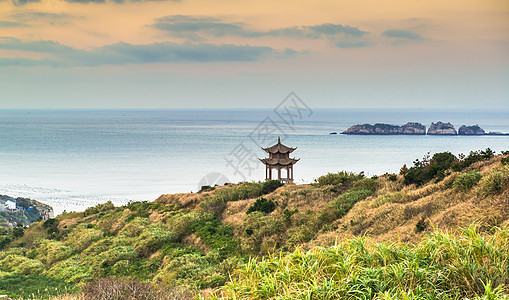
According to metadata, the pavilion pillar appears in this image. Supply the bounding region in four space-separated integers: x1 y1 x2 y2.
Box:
291 166 293 181
269 167 272 179
277 167 281 181
287 167 290 183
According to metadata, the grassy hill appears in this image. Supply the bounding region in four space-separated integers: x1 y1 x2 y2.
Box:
0 150 508 299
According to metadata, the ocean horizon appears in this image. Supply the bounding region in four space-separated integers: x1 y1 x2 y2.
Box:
1 108 509 215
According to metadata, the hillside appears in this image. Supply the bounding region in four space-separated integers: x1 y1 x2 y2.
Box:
0 196 54 229
0 150 508 299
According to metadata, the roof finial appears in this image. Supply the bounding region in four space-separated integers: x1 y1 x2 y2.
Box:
278 136 281 144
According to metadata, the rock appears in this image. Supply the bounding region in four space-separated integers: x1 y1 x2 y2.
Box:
486 132 509 136
401 122 426 135
427 122 457 135
458 125 485 135
341 122 426 135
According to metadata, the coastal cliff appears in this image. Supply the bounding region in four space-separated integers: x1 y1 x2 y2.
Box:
342 122 426 135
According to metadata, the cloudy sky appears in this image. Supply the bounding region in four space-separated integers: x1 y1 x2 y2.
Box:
0 0 508 108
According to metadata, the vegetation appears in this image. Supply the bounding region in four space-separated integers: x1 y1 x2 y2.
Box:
215 225 509 300
246 198 276 214
404 149 496 186
0 150 508 299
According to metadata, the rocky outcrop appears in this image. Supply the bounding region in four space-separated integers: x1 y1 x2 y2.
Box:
427 122 457 135
458 125 485 135
342 122 426 135
401 122 427 135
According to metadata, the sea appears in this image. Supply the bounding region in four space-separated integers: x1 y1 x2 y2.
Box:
1 108 508 215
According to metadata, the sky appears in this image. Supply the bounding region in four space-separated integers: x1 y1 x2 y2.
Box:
0 0 508 109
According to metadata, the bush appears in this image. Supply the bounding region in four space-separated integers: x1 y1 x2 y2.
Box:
501 157 509 166
388 174 398 181
246 198 277 215
452 148 495 172
199 185 214 192
314 171 363 187
187 217 240 258
260 180 283 194
405 152 456 185
81 277 192 300
453 171 482 191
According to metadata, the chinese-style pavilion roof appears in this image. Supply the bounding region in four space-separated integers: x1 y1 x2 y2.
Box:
259 157 300 166
262 137 296 154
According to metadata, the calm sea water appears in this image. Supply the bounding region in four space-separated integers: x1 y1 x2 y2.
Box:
1 108 508 215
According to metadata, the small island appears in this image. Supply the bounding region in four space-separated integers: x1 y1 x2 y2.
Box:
342 122 426 135
341 122 509 136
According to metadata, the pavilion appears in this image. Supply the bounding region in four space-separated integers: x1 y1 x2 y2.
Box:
259 137 299 183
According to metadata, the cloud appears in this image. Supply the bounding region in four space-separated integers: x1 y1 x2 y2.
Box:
0 57 60 67
152 15 371 47
2 0 41 6
1 0 178 5
9 11 82 26
335 39 372 48
0 37 297 67
382 29 424 41
0 20 28 27
0 37 75 53
152 15 247 40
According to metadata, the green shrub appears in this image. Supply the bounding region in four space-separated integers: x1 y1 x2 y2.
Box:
405 152 456 185
0 254 46 274
388 174 398 181
246 198 277 215
66 225 104 252
452 148 496 172
354 178 379 191
29 239 74 266
260 180 284 194
46 256 91 283
199 185 215 192
454 171 482 191
314 171 363 187
135 224 177 257
84 201 115 217
187 216 240 258
501 157 509 166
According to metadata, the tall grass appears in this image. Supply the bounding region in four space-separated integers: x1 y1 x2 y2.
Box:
213 225 509 299
478 166 509 197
